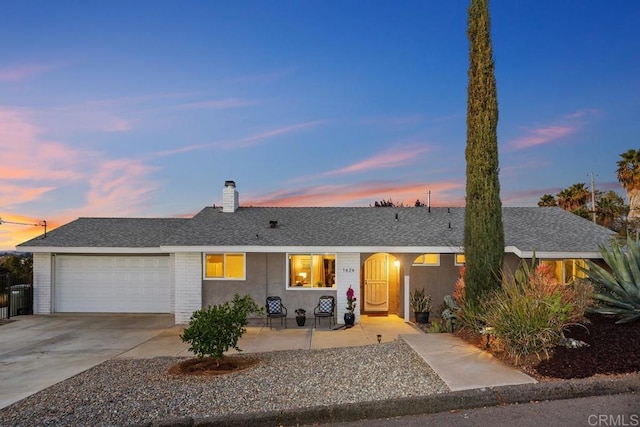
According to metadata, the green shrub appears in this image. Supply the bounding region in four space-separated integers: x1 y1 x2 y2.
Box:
181 294 263 364
441 295 460 332
482 277 570 363
453 255 593 362
428 319 447 333
453 268 485 333
481 260 592 364
582 236 640 324
562 279 594 323
410 287 432 312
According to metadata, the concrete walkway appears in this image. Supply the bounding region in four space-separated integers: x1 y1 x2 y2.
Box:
402 333 536 391
117 313 427 357
0 314 535 410
118 314 537 391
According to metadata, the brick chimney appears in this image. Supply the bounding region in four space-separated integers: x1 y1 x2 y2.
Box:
222 180 239 213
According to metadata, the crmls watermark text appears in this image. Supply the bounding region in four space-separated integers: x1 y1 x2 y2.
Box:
588 414 639 426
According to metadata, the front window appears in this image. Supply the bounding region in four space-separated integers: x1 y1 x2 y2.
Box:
288 254 336 288
413 253 440 266
204 253 245 280
455 254 466 266
540 259 587 284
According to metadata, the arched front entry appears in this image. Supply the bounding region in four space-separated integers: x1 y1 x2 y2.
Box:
363 253 400 315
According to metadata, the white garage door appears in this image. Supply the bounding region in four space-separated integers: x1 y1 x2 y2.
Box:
54 255 172 313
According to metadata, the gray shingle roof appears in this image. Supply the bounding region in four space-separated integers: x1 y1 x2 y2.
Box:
17 207 615 254
18 218 189 248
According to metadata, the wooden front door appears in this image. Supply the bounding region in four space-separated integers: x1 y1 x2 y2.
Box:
364 254 389 313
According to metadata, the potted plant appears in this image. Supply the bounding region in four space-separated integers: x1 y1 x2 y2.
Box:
295 308 306 326
410 287 432 324
344 286 357 328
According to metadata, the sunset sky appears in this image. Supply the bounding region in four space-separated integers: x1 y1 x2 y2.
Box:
1 1 638 250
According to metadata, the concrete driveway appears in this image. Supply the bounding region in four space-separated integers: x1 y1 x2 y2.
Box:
0 313 174 409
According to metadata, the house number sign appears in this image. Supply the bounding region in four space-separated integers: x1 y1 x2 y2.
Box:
342 267 355 273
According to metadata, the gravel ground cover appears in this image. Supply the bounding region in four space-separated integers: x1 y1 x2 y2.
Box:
0 339 449 427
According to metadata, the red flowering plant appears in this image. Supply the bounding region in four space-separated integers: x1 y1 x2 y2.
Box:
346 286 357 314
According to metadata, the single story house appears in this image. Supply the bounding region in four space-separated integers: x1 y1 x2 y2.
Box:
18 181 616 325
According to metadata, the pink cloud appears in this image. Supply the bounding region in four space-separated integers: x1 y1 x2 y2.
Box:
564 109 600 120
508 109 600 150
243 180 464 207
0 184 56 208
153 120 328 156
0 108 90 181
152 142 213 157
318 144 431 178
229 120 328 149
40 106 133 134
138 98 259 117
0 107 161 219
500 158 552 178
162 98 259 111
0 62 66 82
510 125 574 149
36 92 207 136
70 92 195 110
75 159 160 217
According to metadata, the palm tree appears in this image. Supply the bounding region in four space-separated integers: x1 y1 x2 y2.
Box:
596 190 626 230
556 188 573 211
568 183 590 212
538 194 557 207
556 183 589 213
616 149 640 219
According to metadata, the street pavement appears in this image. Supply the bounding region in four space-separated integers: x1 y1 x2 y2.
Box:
316 392 640 427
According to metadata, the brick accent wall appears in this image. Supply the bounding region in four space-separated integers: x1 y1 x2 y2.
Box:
33 253 52 314
174 252 202 324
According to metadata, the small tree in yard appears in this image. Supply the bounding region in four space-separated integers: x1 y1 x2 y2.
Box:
181 294 263 365
464 0 504 306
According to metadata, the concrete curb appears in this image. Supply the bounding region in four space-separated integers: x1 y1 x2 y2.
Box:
136 373 640 427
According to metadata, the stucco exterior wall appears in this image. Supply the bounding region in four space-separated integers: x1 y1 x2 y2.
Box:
202 252 274 311
202 252 338 320
197 250 599 324
409 253 460 316
503 253 522 275
408 253 544 319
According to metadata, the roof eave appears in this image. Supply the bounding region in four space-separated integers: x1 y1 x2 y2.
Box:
17 246 168 254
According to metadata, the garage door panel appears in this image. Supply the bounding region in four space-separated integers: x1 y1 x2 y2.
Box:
55 255 171 313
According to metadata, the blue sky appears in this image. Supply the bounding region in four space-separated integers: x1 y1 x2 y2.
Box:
1 0 638 249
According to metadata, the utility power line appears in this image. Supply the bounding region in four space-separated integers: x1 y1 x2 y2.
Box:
0 217 47 237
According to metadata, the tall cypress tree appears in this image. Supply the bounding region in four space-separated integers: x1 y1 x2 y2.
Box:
464 0 504 305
